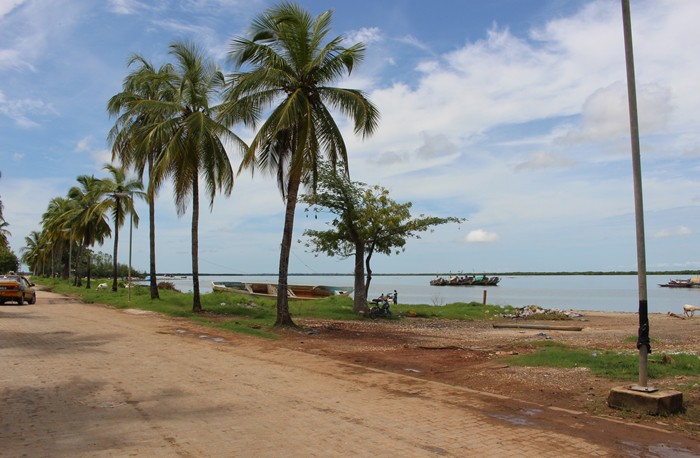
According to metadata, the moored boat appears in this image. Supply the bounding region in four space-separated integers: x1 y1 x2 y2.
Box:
658 278 693 288
211 281 353 299
430 275 500 286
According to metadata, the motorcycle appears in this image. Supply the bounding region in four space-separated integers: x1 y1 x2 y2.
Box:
369 296 392 319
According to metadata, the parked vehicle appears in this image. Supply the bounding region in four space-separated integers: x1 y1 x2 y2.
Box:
0 274 36 305
369 296 392 319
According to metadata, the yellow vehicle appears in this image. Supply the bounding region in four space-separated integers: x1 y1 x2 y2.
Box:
0 274 36 305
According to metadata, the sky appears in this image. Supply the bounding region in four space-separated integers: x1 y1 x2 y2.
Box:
2 0 700 275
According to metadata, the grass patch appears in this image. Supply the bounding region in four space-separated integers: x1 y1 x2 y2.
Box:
33 276 519 339
506 340 700 380
394 302 517 320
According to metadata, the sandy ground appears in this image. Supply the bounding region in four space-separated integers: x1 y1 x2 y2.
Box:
2 289 700 457
279 309 700 434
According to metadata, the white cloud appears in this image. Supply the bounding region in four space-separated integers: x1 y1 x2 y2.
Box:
0 0 86 73
562 82 673 144
397 34 431 53
91 149 113 169
514 151 577 171
0 91 56 127
653 226 691 239
75 137 92 152
0 0 25 18
345 27 382 44
464 229 500 243
107 0 148 15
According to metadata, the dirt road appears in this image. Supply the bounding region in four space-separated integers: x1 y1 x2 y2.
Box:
1 290 699 457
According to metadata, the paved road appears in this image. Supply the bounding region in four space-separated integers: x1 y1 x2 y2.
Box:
1 290 698 457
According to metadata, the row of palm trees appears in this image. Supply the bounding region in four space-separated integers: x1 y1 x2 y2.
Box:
24 3 379 327
21 164 143 291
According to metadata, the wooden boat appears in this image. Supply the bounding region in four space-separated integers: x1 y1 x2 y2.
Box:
430 275 500 286
658 278 693 288
211 281 353 300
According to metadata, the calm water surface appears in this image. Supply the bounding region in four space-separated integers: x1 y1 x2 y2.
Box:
162 274 699 314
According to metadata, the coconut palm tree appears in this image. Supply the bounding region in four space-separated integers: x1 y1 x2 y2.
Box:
20 230 44 275
98 164 143 292
68 175 112 288
108 55 177 299
222 2 379 327
42 196 77 279
144 41 246 312
0 218 11 250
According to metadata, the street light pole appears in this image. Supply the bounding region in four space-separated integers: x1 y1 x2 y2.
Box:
621 0 653 392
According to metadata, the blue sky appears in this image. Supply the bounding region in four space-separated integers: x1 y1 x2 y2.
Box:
2 0 700 275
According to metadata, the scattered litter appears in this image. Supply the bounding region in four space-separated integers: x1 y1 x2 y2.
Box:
404 368 422 373
493 323 583 331
212 337 225 342
591 352 598 357
502 305 584 319
305 329 320 335
175 329 187 334
536 332 552 340
220 302 226 306
198 335 209 339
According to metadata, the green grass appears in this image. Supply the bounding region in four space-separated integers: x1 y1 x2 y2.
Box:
505 340 700 380
393 301 517 319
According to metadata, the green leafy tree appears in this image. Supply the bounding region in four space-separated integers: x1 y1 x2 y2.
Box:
301 163 464 313
145 41 245 312
0 248 19 273
108 55 177 300
222 3 379 326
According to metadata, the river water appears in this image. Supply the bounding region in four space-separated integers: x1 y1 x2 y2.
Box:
153 274 700 314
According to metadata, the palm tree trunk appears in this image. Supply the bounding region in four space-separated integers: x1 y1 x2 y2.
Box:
353 241 368 314
275 173 300 328
85 251 91 289
62 241 69 280
75 244 83 287
112 218 120 292
191 174 201 313
147 164 159 299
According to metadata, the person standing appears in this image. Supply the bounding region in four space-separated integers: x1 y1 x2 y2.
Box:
393 290 398 305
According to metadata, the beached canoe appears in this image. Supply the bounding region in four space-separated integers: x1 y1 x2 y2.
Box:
211 281 353 300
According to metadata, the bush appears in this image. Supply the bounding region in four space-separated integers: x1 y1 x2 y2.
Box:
0 248 19 273
158 281 180 292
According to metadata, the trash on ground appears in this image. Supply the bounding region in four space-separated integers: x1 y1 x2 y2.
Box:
502 305 584 320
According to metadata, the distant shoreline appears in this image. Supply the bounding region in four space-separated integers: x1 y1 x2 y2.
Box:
156 271 700 277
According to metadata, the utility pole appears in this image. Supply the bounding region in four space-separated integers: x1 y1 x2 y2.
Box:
621 0 653 392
